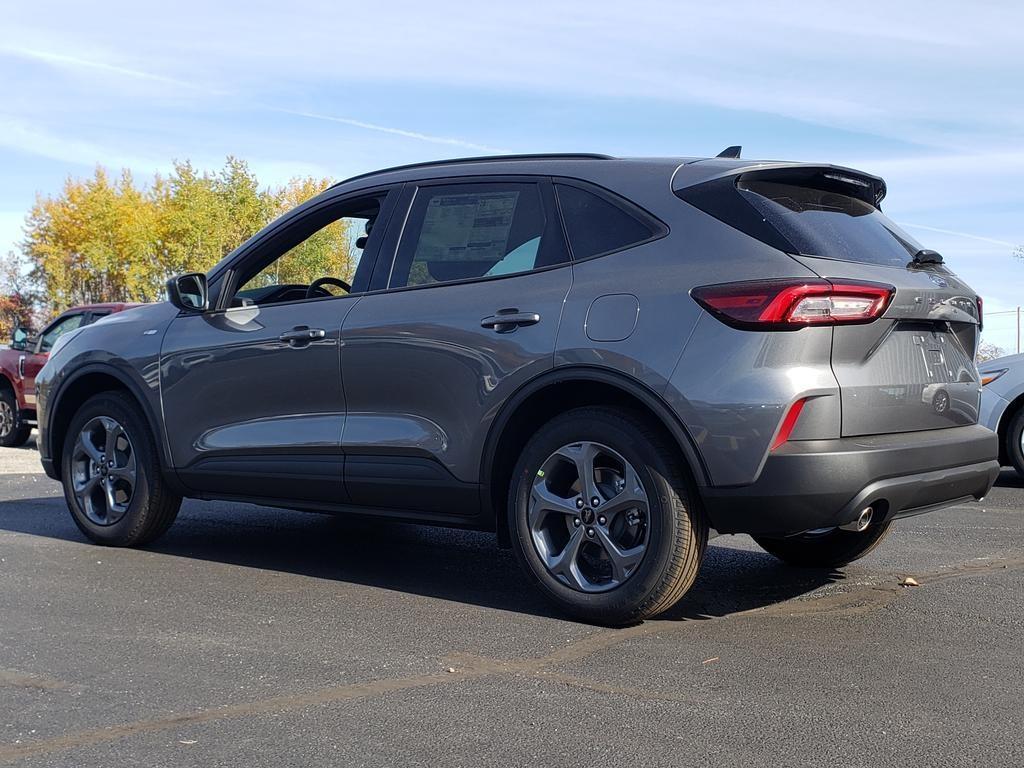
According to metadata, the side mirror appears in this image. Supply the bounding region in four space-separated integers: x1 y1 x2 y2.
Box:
167 273 209 312
10 326 30 351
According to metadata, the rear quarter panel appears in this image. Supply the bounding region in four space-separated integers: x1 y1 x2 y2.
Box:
555 195 839 488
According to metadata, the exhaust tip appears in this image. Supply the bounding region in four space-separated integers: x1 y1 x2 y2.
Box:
840 506 874 533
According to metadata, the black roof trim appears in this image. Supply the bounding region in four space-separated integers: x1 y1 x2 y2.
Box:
332 153 615 188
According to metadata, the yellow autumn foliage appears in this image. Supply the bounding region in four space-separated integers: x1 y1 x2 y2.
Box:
20 158 344 313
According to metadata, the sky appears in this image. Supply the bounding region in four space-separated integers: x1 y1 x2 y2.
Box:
0 0 1022 349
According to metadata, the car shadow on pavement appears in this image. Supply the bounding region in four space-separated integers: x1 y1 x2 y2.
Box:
0 496 840 624
994 468 1023 489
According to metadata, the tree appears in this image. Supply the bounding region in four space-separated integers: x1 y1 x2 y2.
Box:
977 340 1007 363
246 176 353 289
19 158 330 315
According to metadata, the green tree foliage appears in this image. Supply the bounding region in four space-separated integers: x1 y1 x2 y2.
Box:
17 158 340 314
245 176 353 290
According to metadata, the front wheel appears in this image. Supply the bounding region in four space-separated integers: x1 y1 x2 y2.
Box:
753 521 893 569
61 391 181 546
509 407 706 626
1004 407 1024 480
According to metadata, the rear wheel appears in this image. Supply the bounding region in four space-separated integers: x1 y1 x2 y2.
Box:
1004 407 1024 480
61 391 181 546
509 407 706 626
0 388 31 447
753 521 893 568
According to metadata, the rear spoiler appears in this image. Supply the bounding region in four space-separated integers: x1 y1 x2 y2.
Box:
674 162 887 207
673 163 889 255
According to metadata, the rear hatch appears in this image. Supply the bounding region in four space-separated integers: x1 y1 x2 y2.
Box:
677 163 982 436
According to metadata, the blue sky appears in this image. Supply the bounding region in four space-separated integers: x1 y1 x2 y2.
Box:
1 1 1022 349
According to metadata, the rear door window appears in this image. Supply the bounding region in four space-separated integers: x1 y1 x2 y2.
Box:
555 184 658 259
737 180 920 267
390 182 567 289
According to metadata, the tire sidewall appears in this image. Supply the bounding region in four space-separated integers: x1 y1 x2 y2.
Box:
1006 409 1024 479
61 393 158 545
0 388 27 447
508 410 691 620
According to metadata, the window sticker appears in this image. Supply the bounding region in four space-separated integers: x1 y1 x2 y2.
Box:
414 191 520 263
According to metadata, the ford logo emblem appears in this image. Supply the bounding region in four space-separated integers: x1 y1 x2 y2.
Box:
927 273 949 288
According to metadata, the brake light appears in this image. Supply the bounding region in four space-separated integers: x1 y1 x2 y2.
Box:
691 279 894 330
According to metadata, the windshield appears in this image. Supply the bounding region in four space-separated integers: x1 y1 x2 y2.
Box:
737 180 921 267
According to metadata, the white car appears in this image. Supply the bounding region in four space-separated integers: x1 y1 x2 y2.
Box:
979 354 1024 478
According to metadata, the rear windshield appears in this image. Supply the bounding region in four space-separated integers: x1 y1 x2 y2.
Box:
737 180 920 267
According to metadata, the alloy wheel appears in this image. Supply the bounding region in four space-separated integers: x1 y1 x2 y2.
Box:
528 441 650 592
70 416 137 525
0 400 13 437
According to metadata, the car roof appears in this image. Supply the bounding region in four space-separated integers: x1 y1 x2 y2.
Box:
327 153 884 203
330 154 697 191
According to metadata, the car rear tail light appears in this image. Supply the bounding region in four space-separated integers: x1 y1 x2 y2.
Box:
691 279 894 330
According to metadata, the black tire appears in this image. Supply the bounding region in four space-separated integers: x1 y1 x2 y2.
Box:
61 391 181 546
508 407 707 626
1004 407 1024 480
0 388 31 447
753 521 893 569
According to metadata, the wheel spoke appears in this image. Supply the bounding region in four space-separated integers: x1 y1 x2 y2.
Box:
529 480 578 528
109 447 136 484
104 420 123 458
595 528 645 583
103 477 131 519
599 463 647 519
108 466 135 483
545 527 586 589
556 442 602 504
74 472 101 496
76 434 103 465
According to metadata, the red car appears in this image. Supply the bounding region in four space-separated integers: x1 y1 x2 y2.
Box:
0 303 138 446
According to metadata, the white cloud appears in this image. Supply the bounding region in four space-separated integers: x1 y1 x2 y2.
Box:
0 115 163 170
3 1 1022 152
897 223 1017 249
269 109 506 153
0 45 207 91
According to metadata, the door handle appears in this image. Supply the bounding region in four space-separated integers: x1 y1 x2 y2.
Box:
17 355 25 378
481 310 541 333
279 326 326 347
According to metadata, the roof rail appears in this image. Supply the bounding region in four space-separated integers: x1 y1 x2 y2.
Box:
332 153 615 188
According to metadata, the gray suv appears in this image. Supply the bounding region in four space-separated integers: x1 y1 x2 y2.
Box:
35 152 999 624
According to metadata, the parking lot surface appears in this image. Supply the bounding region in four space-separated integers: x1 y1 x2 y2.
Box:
0 439 1021 767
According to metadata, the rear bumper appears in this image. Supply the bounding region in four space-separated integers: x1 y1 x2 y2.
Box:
702 424 999 535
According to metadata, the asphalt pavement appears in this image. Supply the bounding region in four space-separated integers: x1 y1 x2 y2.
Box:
0 439 1021 767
